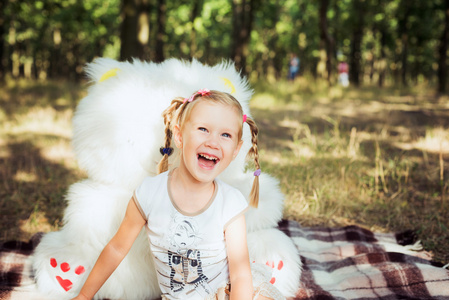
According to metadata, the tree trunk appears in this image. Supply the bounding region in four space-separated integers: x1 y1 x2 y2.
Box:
231 0 255 76
349 0 365 86
242 0 256 75
140 0 151 59
49 28 62 79
189 0 204 58
438 0 449 94
333 0 340 63
231 0 243 70
120 0 150 61
368 48 375 83
400 33 408 86
378 9 387 89
378 32 386 87
397 0 410 86
267 1 281 79
154 0 165 63
0 0 7 81
318 0 334 83
412 37 423 84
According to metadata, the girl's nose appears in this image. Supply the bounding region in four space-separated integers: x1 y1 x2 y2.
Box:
205 134 220 148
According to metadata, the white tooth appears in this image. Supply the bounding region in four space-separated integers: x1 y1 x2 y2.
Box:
199 154 217 160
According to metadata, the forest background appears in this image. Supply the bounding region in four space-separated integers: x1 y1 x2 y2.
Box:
1 0 449 89
1 0 449 265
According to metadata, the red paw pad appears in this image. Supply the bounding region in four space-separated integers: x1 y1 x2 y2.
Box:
56 276 73 292
75 265 85 275
50 258 57 268
61 262 70 272
266 260 275 268
50 258 85 292
277 260 284 270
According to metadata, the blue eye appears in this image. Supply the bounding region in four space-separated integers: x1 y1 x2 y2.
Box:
198 127 207 132
222 133 231 138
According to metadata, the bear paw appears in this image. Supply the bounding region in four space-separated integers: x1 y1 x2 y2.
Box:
49 258 86 292
265 260 284 284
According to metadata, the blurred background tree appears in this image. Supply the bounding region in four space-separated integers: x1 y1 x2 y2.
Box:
1 0 448 92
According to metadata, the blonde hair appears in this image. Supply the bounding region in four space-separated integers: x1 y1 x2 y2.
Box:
157 90 261 207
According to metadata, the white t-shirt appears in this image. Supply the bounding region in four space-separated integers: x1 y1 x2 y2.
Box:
133 170 248 299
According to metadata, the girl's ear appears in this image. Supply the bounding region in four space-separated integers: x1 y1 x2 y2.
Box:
233 140 244 160
173 124 183 149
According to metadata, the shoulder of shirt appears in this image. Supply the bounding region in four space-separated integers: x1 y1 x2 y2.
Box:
215 178 244 197
215 179 249 212
140 170 169 186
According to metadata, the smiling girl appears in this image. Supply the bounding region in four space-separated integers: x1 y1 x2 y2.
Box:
72 90 284 300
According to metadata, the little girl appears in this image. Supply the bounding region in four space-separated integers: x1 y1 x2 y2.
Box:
72 90 284 299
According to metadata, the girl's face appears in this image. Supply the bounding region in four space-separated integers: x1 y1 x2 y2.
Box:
174 100 243 184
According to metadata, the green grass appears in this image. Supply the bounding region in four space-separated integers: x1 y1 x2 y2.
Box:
1 77 448 264
0 79 87 242
251 78 449 264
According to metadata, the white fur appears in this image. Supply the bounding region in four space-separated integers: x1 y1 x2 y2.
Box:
32 180 160 299
221 170 285 232
32 58 301 299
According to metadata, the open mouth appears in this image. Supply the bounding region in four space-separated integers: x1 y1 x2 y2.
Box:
198 153 220 168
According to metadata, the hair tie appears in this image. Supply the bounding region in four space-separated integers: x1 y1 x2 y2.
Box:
253 169 261 176
197 88 210 96
243 114 247 123
183 88 211 103
160 147 174 156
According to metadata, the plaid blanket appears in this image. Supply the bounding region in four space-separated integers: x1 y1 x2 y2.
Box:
1 221 449 299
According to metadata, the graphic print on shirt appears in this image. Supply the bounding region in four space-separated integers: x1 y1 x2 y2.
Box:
169 218 198 251
166 215 213 297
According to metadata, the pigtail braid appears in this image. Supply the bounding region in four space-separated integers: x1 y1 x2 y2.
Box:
245 116 260 208
157 98 184 174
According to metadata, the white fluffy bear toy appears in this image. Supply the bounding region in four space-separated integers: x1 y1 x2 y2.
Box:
31 58 302 299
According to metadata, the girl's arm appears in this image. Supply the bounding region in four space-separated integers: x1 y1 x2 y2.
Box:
225 214 253 300
72 198 146 300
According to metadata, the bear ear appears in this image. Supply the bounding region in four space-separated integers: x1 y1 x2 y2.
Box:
220 77 236 94
99 68 120 82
